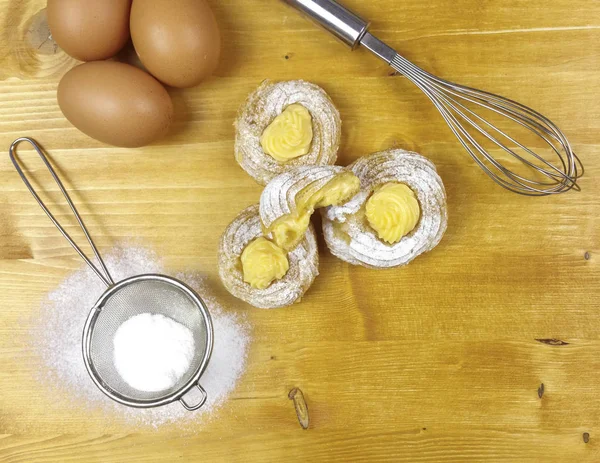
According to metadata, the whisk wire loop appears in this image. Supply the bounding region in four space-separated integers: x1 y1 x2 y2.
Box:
389 53 581 195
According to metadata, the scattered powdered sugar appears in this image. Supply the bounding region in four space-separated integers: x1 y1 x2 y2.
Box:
30 244 251 430
113 313 196 392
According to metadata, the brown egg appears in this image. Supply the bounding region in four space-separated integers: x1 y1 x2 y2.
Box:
47 0 132 61
57 61 174 147
130 0 221 88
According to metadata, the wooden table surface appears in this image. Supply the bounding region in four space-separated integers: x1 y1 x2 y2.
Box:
1 0 599 461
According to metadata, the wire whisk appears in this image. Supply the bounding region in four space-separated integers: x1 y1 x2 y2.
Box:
388 53 582 195
282 0 583 196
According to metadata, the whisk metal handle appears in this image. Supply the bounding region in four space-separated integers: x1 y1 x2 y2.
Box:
9 137 114 287
281 0 369 49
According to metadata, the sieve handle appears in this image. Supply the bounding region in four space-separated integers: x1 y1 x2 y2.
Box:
9 137 114 287
180 384 207 411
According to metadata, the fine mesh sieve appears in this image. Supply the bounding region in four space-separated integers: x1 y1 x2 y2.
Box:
10 137 213 410
84 275 212 408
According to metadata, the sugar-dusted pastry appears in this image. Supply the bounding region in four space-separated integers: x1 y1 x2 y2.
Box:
218 204 319 309
322 149 447 268
234 80 342 185
260 165 361 251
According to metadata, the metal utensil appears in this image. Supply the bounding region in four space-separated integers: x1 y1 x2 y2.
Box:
9 137 213 410
282 0 583 196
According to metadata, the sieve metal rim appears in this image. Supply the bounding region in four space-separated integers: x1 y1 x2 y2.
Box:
82 273 214 409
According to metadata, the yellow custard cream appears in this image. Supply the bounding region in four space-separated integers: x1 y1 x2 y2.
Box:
365 183 421 244
260 104 313 162
270 172 361 250
241 237 289 289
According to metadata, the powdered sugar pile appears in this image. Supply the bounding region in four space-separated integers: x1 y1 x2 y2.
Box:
113 313 196 392
31 244 251 429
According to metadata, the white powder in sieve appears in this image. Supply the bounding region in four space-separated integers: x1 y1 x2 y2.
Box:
30 244 251 430
113 313 195 392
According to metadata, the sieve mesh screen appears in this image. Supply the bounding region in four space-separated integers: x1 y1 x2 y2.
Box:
86 276 210 405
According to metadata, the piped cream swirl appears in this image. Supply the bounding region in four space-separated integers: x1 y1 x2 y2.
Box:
241 237 289 289
260 104 313 162
365 183 420 244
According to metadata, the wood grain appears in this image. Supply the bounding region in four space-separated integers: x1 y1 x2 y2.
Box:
0 0 598 461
